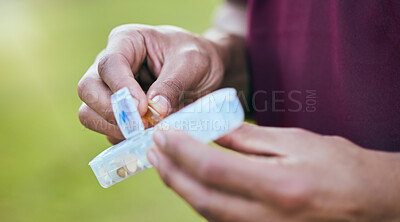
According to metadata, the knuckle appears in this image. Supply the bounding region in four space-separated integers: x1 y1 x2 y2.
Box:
192 198 213 219
159 170 172 188
77 78 88 101
97 54 120 77
198 159 224 182
324 135 355 147
160 78 185 95
77 77 102 105
286 127 309 138
78 105 90 128
158 25 187 33
107 136 121 145
97 55 111 77
219 124 252 148
181 48 210 69
281 191 307 210
165 139 181 157
109 24 151 40
234 124 254 139
266 180 309 212
109 24 136 38
102 105 116 124
232 124 249 136
325 135 346 142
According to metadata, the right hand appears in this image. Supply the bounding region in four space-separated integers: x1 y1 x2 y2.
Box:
77 24 225 144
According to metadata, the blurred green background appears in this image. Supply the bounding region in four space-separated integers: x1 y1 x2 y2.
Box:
0 0 220 221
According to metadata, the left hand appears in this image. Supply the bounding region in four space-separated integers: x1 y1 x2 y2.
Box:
147 123 400 222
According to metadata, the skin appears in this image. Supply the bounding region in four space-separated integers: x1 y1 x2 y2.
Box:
77 0 247 144
148 124 400 222
77 24 245 144
77 1 400 221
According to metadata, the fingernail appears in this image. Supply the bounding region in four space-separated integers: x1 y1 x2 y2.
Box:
153 130 166 149
147 148 159 168
150 95 171 117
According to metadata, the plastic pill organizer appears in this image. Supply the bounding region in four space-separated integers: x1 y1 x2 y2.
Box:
89 88 244 188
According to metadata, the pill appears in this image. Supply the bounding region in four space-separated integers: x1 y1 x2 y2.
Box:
142 105 163 129
116 167 127 178
123 153 139 173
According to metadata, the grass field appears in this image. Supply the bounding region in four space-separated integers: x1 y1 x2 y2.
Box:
0 0 221 221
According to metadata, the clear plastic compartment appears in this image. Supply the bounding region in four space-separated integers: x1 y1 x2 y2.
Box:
89 128 155 188
89 88 244 188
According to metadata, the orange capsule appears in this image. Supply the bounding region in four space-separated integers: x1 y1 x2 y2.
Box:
142 105 164 129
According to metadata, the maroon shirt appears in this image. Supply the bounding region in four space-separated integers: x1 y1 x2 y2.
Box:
244 0 400 151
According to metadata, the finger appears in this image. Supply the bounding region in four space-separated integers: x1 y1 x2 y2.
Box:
146 49 212 117
152 128 289 201
216 123 316 156
216 123 281 155
147 148 267 222
106 135 124 145
78 103 124 140
97 26 149 115
78 65 117 124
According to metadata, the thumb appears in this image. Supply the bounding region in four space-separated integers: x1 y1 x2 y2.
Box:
216 123 285 156
146 52 209 116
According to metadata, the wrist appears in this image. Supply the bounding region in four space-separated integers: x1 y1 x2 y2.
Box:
202 29 249 107
203 28 243 71
361 150 400 221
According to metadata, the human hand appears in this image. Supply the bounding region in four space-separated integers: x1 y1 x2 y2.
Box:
147 123 400 222
77 24 225 144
